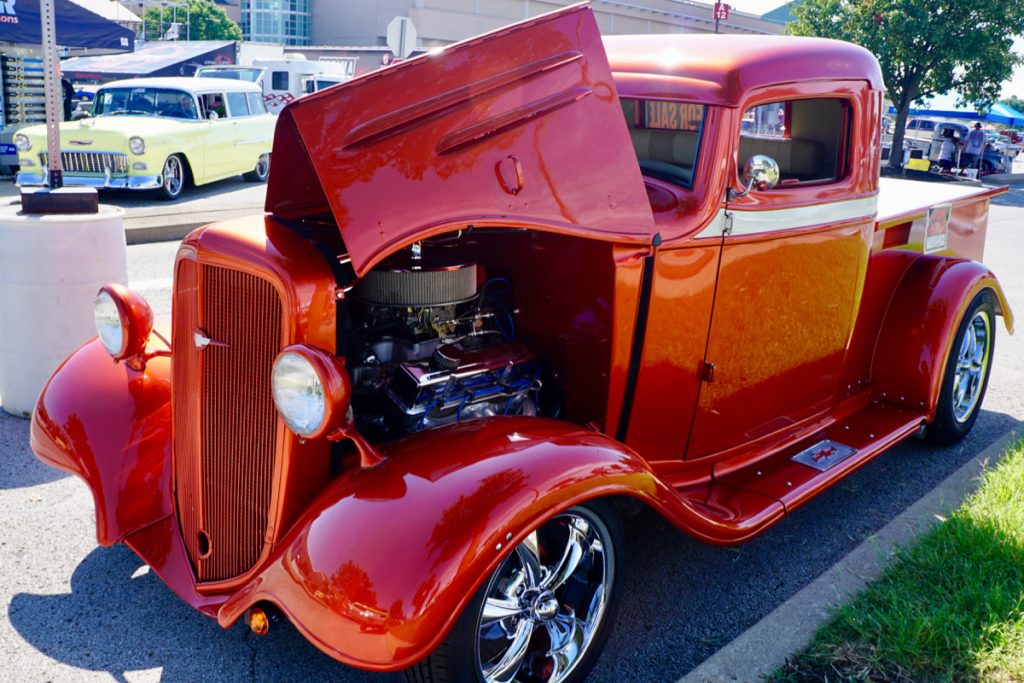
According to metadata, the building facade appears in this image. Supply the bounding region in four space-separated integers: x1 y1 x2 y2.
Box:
241 0 313 45
310 0 783 48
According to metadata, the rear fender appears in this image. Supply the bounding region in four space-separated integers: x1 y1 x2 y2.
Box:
871 256 1013 418
30 333 172 547
217 417 713 671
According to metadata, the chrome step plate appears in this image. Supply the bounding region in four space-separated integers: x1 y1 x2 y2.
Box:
791 439 858 472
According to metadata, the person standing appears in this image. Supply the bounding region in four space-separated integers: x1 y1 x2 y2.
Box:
963 122 986 171
61 77 74 121
938 134 958 173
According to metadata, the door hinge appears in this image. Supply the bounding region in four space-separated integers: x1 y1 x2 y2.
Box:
701 361 716 382
723 212 734 236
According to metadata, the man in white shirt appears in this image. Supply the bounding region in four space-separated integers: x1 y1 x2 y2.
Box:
938 134 958 172
963 122 986 171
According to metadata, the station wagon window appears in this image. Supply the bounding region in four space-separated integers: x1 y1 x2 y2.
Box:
199 92 227 119
622 98 705 189
93 87 198 120
739 97 851 185
246 92 266 115
226 91 250 117
271 71 289 90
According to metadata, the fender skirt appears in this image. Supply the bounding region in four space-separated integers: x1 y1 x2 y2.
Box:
872 256 1013 418
216 417 722 671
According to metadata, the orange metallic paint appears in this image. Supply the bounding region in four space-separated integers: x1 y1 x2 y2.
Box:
27 4 1017 674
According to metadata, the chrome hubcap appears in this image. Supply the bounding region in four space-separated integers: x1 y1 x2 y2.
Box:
476 509 613 683
163 156 182 195
256 153 270 177
953 310 990 423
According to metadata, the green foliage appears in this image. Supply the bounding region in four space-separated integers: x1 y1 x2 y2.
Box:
772 440 1024 682
790 0 1024 166
143 0 242 41
1003 94 1024 112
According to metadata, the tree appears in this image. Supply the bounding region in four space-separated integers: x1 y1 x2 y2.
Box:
790 0 1024 167
143 0 242 41
1003 94 1024 112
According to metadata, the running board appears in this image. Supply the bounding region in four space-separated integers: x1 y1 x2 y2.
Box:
672 400 926 544
715 400 927 514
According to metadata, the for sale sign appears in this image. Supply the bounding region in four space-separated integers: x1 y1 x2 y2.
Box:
924 204 951 254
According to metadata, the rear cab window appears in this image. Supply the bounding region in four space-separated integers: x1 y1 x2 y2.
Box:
621 98 706 189
739 97 851 186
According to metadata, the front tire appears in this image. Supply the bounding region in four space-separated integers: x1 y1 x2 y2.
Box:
405 500 625 683
157 154 186 201
924 292 995 445
243 153 270 182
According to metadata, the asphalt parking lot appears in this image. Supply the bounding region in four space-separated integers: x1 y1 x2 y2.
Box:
1 188 1022 682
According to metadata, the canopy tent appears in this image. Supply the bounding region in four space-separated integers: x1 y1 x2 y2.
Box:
890 92 1024 127
0 0 134 51
62 41 237 82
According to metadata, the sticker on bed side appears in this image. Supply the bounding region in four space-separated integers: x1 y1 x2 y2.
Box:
924 203 951 254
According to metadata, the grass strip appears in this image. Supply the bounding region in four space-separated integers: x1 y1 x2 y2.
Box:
772 439 1024 683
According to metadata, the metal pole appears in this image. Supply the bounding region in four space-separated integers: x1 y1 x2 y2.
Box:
40 0 63 188
187 2 191 41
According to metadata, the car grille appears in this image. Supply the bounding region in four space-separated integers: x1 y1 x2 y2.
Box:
39 151 129 175
172 260 283 582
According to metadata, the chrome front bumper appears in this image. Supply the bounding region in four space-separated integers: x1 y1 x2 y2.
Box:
15 171 162 190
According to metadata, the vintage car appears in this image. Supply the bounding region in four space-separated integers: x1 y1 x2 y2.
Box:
15 76 274 200
30 6 1013 683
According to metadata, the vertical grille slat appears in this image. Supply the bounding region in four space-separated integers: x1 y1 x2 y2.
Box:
173 263 283 582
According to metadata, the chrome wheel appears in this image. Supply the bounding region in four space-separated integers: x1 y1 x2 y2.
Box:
256 153 270 178
162 155 184 198
952 309 991 423
475 507 614 683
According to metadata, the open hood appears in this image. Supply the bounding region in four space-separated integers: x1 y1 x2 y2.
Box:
265 4 656 275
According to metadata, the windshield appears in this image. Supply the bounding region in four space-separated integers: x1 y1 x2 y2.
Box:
94 87 199 119
622 98 706 189
197 67 263 83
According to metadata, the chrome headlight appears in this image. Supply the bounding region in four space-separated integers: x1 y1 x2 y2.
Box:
94 289 125 357
93 284 154 360
14 134 31 151
272 352 327 437
129 136 146 155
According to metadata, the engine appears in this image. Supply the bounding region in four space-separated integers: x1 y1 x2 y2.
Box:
348 246 541 437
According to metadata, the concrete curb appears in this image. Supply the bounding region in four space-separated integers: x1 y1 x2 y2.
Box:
678 427 1021 683
985 173 1024 186
125 222 204 245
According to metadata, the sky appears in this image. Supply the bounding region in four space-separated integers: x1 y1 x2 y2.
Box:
719 1 1024 102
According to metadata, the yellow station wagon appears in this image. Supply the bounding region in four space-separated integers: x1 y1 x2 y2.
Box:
15 77 275 200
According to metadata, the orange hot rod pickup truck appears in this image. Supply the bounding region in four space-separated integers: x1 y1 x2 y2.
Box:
30 6 1014 683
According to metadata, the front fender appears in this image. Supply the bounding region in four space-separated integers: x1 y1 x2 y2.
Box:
871 256 1013 418
30 335 172 546
217 418 683 671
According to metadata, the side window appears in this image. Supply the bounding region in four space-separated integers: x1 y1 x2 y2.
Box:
907 120 918 130
921 120 935 132
271 71 289 90
226 91 249 117
246 92 266 115
739 97 850 185
199 93 227 119
621 98 706 189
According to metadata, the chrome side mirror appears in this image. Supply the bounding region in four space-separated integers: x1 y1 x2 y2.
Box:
731 154 780 199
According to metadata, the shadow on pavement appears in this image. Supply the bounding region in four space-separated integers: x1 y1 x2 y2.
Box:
0 410 66 490
9 545 394 682
990 187 1024 207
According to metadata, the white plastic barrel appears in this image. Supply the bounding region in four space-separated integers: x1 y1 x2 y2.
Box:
0 203 127 417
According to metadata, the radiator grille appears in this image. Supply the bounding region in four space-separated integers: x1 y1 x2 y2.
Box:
173 262 283 582
40 151 129 175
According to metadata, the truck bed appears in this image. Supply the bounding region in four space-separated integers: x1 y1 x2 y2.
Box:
877 177 1006 227
876 177 1007 262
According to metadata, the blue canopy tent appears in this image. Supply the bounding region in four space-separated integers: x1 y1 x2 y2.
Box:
889 92 1024 127
0 0 134 51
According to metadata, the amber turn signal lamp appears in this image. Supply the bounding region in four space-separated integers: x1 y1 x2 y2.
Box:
93 283 154 361
246 607 270 636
